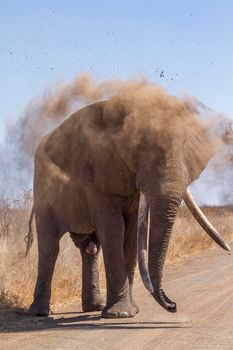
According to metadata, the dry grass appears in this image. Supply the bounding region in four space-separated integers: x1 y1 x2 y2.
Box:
167 205 233 263
0 192 232 311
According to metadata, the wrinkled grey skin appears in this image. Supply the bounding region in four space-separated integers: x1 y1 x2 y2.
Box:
28 100 212 318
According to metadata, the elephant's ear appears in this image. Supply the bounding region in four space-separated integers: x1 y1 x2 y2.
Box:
45 102 135 196
183 125 214 184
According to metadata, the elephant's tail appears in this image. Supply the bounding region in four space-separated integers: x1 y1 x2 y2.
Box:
24 205 35 257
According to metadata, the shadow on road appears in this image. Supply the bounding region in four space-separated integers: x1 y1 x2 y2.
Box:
1 305 190 334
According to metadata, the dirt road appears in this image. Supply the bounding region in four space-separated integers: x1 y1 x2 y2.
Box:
1 247 233 350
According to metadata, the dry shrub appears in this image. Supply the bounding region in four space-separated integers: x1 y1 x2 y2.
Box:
167 205 233 263
0 193 232 310
0 232 84 309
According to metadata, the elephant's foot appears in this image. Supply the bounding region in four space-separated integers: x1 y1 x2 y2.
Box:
28 302 50 317
102 300 138 318
82 294 105 312
131 300 139 314
152 289 177 313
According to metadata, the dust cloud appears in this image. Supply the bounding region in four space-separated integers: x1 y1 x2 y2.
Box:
1 74 233 203
101 83 216 188
184 97 233 204
1 74 123 195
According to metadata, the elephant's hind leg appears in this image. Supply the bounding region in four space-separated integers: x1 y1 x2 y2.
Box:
70 232 105 312
28 206 61 316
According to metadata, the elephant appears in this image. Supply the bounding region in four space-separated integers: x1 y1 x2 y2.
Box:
26 86 230 318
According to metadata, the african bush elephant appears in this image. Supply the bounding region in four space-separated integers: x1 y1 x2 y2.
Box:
27 84 230 318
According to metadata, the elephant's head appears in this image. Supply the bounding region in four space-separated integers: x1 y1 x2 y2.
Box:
104 88 231 313
126 98 232 313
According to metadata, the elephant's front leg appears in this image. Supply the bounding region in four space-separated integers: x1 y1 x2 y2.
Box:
97 210 137 318
123 205 140 315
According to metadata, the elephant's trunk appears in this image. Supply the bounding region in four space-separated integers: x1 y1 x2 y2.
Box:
148 195 181 312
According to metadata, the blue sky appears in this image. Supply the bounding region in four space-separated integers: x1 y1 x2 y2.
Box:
1 0 233 144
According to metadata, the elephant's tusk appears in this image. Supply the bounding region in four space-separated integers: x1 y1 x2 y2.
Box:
183 189 231 252
137 192 154 293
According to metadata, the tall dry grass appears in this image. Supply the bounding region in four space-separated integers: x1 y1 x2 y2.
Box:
168 204 233 263
0 193 232 311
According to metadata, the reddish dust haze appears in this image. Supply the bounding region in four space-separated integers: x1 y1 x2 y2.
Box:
1 74 233 203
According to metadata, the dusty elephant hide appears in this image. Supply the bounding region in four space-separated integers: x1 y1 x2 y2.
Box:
28 82 218 318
